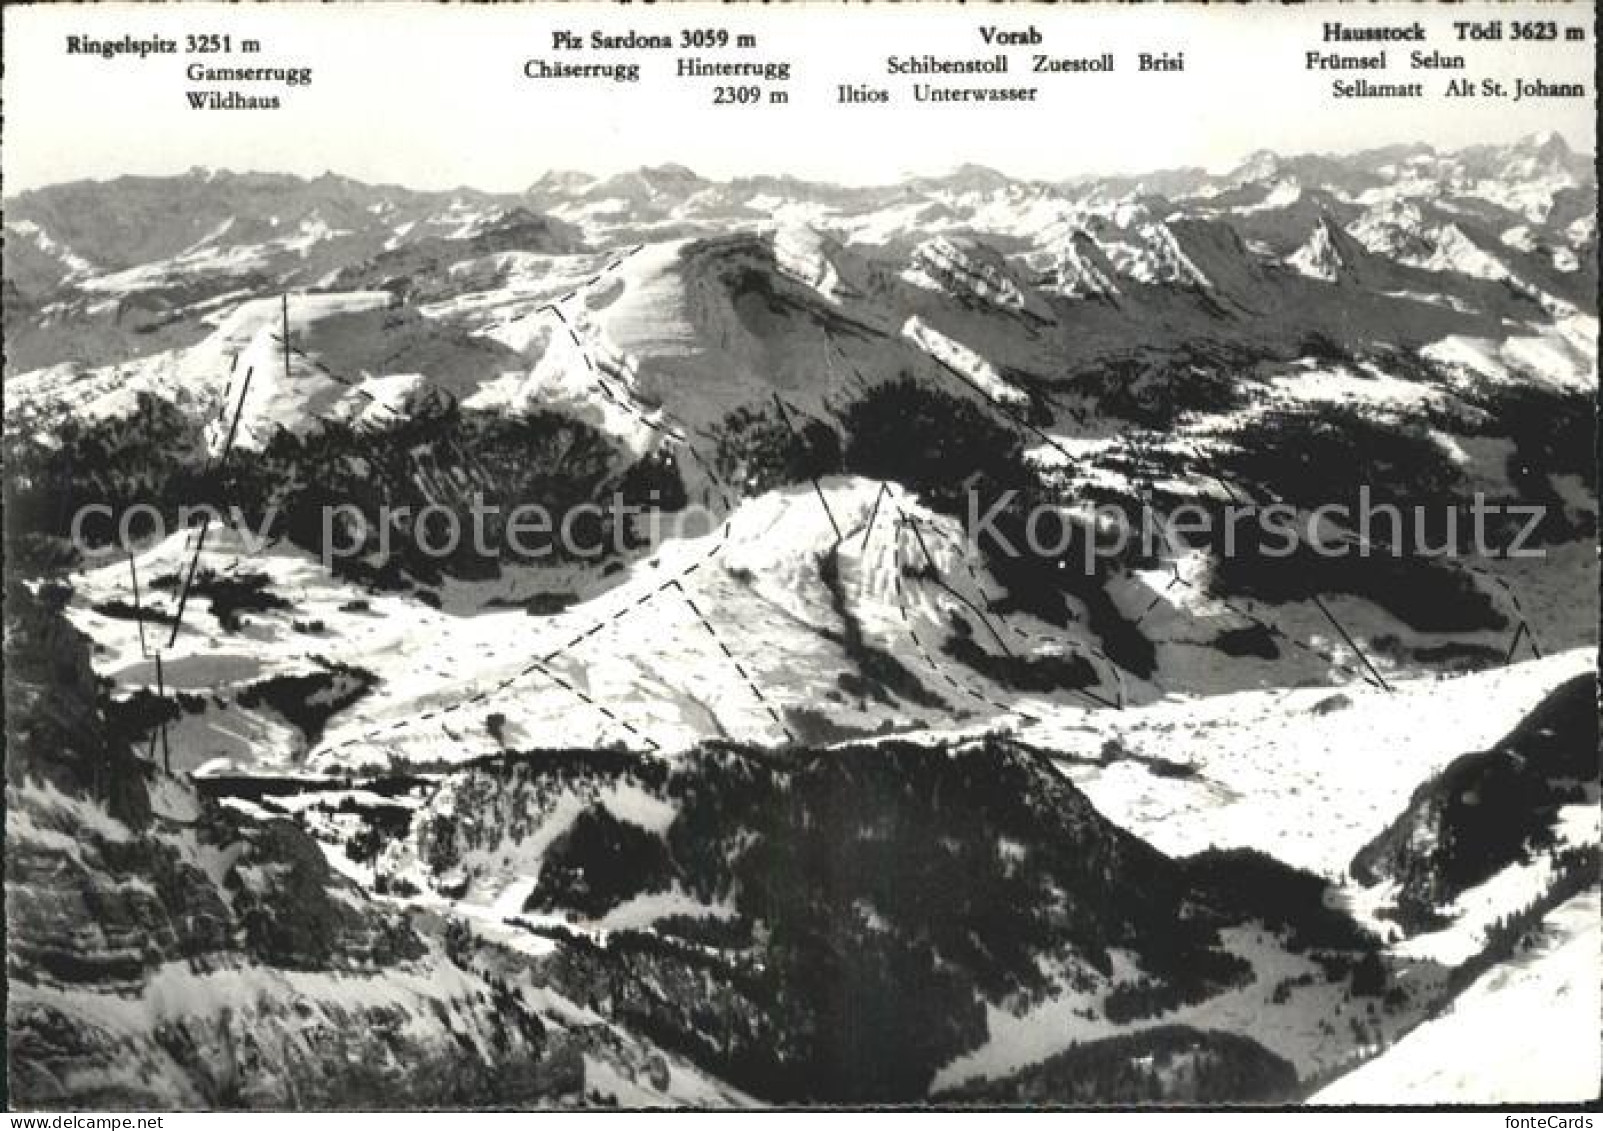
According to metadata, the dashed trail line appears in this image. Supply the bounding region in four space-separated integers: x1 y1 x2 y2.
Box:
901 512 1130 709
674 582 797 744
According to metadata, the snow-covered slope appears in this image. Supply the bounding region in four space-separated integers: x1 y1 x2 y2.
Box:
1314 891 1600 1105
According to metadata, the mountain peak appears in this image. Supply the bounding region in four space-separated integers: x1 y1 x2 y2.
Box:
950 162 1008 181
1231 149 1282 182
917 163 1012 192
526 170 596 194
1288 212 1367 283
637 162 703 184
1519 129 1572 158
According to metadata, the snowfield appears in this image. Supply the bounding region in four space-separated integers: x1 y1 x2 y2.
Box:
1026 648 1593 879
1314 890 1601 1105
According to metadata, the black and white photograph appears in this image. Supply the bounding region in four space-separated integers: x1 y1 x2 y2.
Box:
2 1 1598 1115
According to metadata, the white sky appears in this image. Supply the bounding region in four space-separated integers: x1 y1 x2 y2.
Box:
3 2 1596 194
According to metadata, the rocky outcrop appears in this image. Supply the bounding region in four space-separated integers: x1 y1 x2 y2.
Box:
2 587 688 1109
4 578 151 826
908 236 1054 321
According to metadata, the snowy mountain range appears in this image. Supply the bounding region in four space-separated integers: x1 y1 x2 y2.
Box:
4 133 1598 1107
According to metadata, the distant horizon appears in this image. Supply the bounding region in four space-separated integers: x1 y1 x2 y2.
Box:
6 128 1593 202
5 4 1594 197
